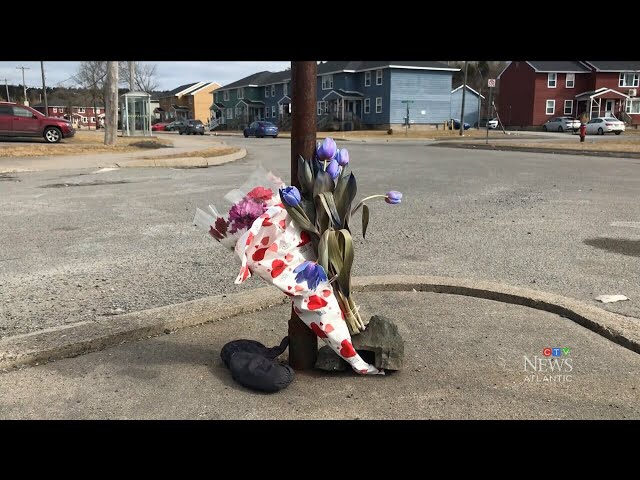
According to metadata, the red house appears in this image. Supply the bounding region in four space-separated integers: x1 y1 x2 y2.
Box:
33 104 106 129
497 61 640 128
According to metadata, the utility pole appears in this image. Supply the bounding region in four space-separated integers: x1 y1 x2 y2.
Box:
40 61 48 114
16 65 30 105
104 61 119 145
129 61 135 91
401 100 414 136
459 61 468 136
2 78 9 102
289 60 318 370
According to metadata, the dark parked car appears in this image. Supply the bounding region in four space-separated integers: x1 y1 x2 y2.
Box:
451 118 471 130
244 121 278 138
165 120 186 131
0 102 75 143
179 119 205 135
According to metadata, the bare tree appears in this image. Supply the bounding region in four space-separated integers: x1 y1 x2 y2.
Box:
120 62 159 92
104 61 118 145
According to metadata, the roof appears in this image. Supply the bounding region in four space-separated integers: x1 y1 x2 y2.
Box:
236 99 265 107
451 84 485 98
188 82 222 95
526 61 591 73
321 89 364 101
157 82 202 98
582 61 640 72
217 61 457 91
575 87 629 100
171 105 190 111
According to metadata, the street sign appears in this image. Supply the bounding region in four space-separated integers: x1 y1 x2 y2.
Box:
488 79 496 88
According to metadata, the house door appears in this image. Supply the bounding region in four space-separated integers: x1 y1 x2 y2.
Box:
605 100 614 116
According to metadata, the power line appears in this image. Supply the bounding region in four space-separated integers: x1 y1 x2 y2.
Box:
16 65 30 104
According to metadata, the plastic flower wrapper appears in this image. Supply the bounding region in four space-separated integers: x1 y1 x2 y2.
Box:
194 166 381 375
193 166 285 250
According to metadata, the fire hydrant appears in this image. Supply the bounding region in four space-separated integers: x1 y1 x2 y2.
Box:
579 123 586 142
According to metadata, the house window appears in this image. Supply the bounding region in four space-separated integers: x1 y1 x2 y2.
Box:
223 90 229 101
283 83 287 96
227 108 233 120
272 105 276 118
271 85 275 97
564 100 573 115
626 99 640 114
78 107 85 113
364 98 370 114
59 107 64 113
565 73 575 88
317 101 325 115
265 107 269 118
321 75 333 90
265 87 269 98
90 117 96 123
81 116 88 123
546 99 555 115
376 69 383 86
619 72 640 87
547 73 557 88
237 88 244 99
375 97 382 113
95 108 100 114
215 93 218 102
52 107 57 113
364 71 371 87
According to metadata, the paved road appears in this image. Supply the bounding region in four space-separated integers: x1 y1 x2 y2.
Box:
1 292 637 419
1 137 640 339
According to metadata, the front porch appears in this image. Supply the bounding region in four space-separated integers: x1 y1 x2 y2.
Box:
574 88 630 123
320 90 364 131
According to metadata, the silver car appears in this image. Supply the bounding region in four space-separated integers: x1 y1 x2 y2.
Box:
542 116 581 133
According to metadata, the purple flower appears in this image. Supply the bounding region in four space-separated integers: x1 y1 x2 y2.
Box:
326 159 340 180
279 186 301 207
293 261 328 291
336 148 349 167
317 137 337 161
228 198 266 233
385 190 403 205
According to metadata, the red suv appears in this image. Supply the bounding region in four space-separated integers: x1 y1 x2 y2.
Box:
0 102 75 143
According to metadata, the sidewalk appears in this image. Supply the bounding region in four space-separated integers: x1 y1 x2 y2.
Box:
1 277 638 419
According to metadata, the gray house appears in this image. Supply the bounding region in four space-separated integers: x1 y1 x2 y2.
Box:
211 61 459 130
450 85 484 127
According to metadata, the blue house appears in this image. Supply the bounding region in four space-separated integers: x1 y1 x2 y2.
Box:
450 85 484 128
211 61 459 130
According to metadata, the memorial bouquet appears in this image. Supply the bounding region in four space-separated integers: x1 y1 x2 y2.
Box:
194 138 402 375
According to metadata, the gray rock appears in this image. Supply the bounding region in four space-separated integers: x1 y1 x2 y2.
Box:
314 345 349 372
352 315 405 371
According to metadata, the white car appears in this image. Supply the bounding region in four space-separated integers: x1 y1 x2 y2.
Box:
542 116 581 133
585 117 625 135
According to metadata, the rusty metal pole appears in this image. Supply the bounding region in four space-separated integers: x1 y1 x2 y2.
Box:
288 60 318 370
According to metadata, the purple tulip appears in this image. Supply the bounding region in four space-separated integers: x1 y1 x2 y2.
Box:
318 137 337 161
385 190 403 205
280 186 301 207
293 261 328 291
315 142 325 160
336 148 349 167
326 159 340 179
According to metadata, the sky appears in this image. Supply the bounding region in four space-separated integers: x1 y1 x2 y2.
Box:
0 61 292 91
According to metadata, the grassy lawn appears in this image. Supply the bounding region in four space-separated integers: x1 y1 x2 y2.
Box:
0 131 173 158
485 140 640 153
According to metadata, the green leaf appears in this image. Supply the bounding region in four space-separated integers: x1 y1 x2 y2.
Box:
313 169 334 197
362 203 370 239
303 157 314 193
334 173 356 223
296 155 307 192
323 192 342 228
317 229 331 274
300 198 316 226
336 229 354 297
283 203 318 235
327 231 343 273
314 194 331 233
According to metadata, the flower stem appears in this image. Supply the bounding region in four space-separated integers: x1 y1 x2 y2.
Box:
351 195 387 215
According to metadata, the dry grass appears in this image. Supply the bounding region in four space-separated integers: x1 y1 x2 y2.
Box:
0 131 173 158
143 146 240 159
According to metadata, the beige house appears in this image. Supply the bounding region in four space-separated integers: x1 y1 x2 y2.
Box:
157 81 221 123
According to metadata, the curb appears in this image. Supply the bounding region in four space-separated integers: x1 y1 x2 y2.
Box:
114 148 247 168
429 142 640 159
1 275 638 370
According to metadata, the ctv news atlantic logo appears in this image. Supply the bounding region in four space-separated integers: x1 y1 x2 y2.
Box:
523 347 573 383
